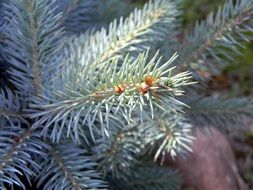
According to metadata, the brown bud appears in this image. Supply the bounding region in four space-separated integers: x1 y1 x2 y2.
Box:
140 82 150 94
114 85 125 94
144 75 155 86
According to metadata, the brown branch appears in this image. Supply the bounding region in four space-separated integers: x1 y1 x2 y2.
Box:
27 0 41 96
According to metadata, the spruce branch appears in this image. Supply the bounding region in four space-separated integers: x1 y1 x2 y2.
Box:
30 51 192 142
0 125 47 190
142 112 193 164
3 0 64 96
36 142 107 190
92 119 143 179
176 0 253 78
185 96 253 129
92 0 175 64
63 0 178 79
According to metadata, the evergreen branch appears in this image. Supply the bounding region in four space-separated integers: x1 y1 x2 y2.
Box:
92 119 143 179
99 0 175 58
3 0 64 96
92 0 176 64
176 0 253 77
185 96 253 129
0 125 47 190
36 142 107 190
142 111 193 164
109 164 181 190
64 0 178 80
30 52 192 142
46 145 82 190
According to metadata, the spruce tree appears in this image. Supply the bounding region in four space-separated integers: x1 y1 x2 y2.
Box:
0 0 253 189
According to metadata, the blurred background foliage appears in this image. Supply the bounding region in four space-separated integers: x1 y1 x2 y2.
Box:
182 0 253 97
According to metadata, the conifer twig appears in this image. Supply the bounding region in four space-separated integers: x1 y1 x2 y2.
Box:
176 0 253 77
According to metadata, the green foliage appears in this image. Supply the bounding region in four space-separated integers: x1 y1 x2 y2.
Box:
225 43 253 96
0 0 253 189
182 0 225 27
